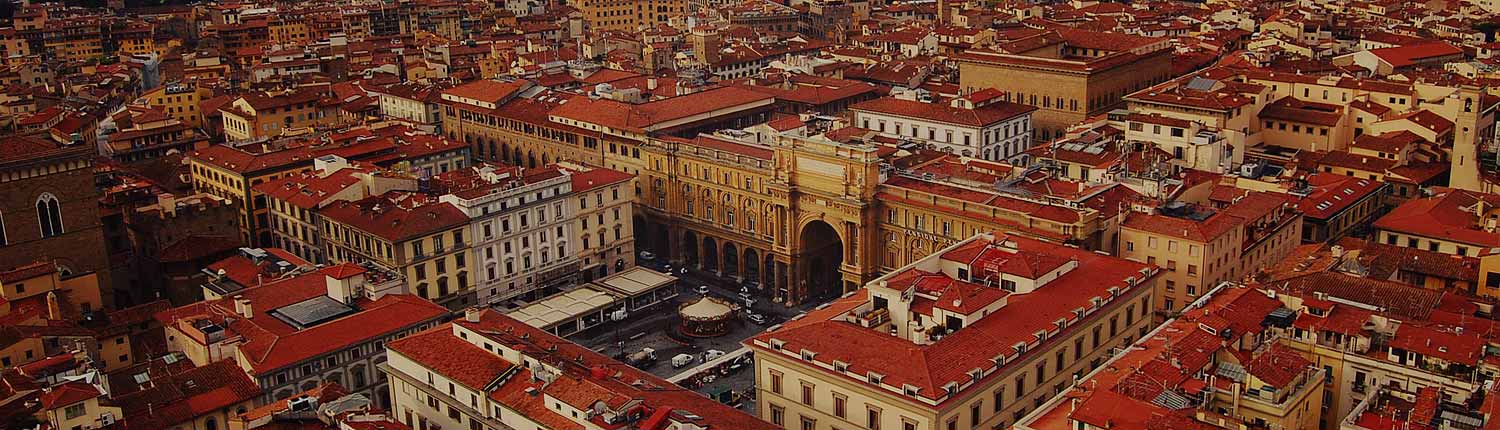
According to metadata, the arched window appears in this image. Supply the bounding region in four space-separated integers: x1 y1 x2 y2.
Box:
36 193 62 237
206 418 218 430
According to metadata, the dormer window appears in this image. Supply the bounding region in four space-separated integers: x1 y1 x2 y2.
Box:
834 361 849 373
868 372 884 384
770 339 785 350
1012 342 1028 354
903 384 920 396
1108 286 1121 298
801 349 817 361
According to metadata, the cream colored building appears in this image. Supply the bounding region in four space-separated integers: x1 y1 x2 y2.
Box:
220 88 334 141
1017 284 1326 430
319 197 474 310
560 162 637 282
435 164 578 306
141 83 216 129
747 233 1159 430
1118 191 1302 313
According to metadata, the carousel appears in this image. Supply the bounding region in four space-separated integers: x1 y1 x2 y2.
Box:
678 296 735 337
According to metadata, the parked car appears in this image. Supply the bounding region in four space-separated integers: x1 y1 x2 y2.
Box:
623 348 657 367
697 285 710 295
704 349 727 361
746 313 767 325
672 353 695 368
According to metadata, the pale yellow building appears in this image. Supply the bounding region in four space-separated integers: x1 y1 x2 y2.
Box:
141 82 216 129
748 233 1159 430
318 195 475 310
1119 191 1303 313
187 144 316 246
221 88 334 141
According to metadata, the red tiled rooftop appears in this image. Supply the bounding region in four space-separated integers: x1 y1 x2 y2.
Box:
39 382 100 410
852 96 1036 127
318 192 469 242
155 266 448 375
747 235 1153 404
548 86 774 133
1374 188 1500 248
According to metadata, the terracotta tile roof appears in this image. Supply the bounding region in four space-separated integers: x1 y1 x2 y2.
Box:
547 86 774 133
1386 161 1449 185
1333 237 1479 282
391 310 773 430
1260 96 1344 127
852 96 1036 127
1349 99 1392 116
252 166 368 210
1351 130 1424 154
687 134 774 160
388 327 518 390
241 88 327 111
1267 271 1444 320
1389 323 1484 365
1243 343 1311 389
318 192 469 242
563 166 632 192
1368 41 1463 68
729 75 881 107
1318 150 1397 173
1293 173 1384 220
1121 205 1233 242
113 360 263 429
441 79 531 106
1034 286 1289 430
1373 188 1500 248
0 134 83 165
747 235 1153 404
155 266 448 375
190 144 317 175
1 261 56 283
38 381 100 410
1381 109 1454 135
158 234 242 263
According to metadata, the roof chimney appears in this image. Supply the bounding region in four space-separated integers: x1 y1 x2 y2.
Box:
157 193 178 217
465 307 482 323
234 295 253 319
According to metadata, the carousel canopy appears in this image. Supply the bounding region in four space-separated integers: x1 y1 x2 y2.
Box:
679 296 734 321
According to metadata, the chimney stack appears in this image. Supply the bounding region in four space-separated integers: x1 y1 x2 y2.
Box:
465 307 483 323
157 193 178 217
234 295 253 318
